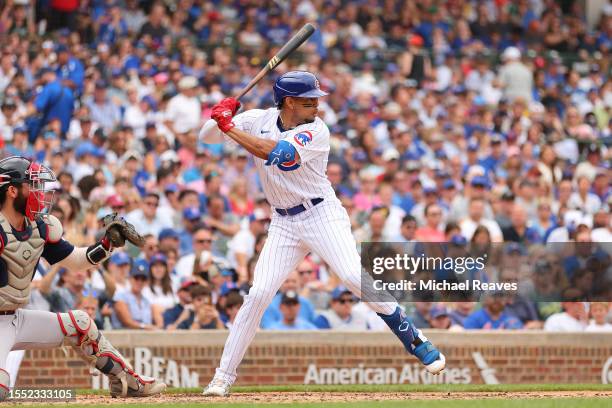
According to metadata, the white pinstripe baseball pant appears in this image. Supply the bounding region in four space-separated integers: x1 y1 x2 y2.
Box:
214 197 397 384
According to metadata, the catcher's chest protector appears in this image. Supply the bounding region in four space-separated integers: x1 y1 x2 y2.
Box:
0 214 45 311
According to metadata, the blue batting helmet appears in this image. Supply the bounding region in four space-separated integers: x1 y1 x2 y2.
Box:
273 71 328 107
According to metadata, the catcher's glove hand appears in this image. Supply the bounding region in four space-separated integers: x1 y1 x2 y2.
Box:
102 213 145 248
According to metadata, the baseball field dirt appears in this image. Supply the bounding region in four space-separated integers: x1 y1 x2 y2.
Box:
4 384 612 407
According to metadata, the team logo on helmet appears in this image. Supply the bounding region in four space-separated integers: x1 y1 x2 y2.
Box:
315 79 320 89
294 131 313 147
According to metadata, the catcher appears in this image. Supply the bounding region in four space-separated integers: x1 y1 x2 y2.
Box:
0 156 166 399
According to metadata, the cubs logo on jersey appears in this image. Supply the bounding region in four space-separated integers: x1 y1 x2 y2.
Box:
294 131 313 147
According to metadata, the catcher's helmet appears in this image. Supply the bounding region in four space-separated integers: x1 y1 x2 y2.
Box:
0 156 56 221
273 71 328 107
0 157 32 186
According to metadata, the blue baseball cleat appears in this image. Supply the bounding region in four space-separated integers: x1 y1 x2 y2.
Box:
378 307 446 374
413 340 446 374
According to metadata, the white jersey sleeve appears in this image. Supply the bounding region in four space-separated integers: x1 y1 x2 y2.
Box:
198 109 268 144
198 119 223 144
281 118 330 164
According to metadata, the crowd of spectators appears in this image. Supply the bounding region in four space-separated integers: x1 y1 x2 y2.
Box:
1 0 611 332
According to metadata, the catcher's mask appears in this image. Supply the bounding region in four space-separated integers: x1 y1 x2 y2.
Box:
0 156 57 221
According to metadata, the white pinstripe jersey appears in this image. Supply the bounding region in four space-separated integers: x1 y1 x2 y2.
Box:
231 108 334 209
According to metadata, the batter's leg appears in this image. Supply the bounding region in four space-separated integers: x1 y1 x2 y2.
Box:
0 315 17 400
11 309 166 397
301 202 396 314
204 219 309 396
303 202 445 374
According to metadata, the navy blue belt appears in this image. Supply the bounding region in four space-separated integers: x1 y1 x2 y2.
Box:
275 198 324 216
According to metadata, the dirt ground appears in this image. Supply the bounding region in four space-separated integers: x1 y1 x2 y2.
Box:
25 390 612 405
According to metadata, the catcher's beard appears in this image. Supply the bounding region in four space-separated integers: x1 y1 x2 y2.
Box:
13 187 28 215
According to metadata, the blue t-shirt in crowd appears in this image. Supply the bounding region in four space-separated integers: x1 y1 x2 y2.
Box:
162 303 183 327
415 21 450 47
111 291 153 329
56 57 84 95
4 144 35 159
463 308 524 330
178 229 193 256
563 249 609 281
98 19 128 45
260 24 291 45
261 293 316 328
34 80 75 134
479 155 505 173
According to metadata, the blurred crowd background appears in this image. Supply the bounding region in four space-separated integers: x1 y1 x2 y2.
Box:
0 0 611 332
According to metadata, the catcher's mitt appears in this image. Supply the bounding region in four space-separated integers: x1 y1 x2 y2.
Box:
102 213 145 248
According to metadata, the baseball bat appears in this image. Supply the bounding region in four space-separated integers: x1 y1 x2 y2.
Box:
235 23 316 101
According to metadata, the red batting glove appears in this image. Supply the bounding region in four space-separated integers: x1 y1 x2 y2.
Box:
211 105 235 133
211 98 241 133
220 97 241 115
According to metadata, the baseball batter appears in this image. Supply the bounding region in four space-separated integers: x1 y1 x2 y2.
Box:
0 156 166 399
199 71 445 396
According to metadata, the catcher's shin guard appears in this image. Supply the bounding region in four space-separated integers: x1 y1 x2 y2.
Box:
57 311 166 397
0 368 9 401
